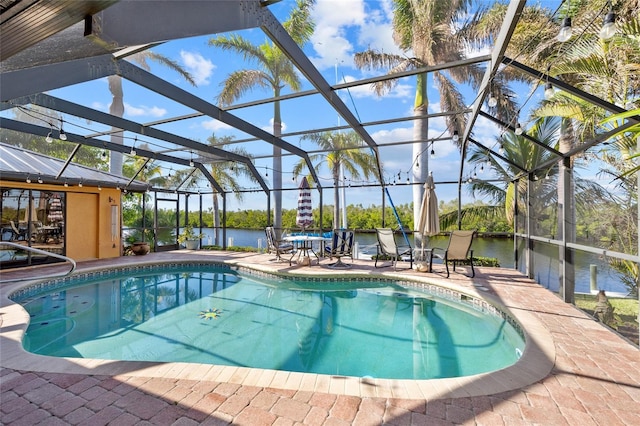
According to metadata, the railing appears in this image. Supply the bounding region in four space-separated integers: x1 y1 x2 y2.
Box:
0 241 76 282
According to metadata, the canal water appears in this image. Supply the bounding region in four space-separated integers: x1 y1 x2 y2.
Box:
201 229 630 295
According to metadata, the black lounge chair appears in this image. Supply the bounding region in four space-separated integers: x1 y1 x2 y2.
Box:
324 229 354 268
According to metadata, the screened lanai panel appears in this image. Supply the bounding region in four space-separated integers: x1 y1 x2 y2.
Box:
156 195 178 247
529 173 558 239
122 192 154 245
572 145 638 256
527 239 633 296
181 193 203 227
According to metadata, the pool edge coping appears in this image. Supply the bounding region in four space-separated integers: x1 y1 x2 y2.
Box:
0 256 555 400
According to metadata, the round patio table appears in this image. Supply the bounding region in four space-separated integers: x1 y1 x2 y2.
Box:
283 235 327 266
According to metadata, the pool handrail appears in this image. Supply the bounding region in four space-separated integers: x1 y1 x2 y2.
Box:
0 241 76 282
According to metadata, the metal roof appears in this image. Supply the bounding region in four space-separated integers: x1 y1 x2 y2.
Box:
0 0 118 63
0 142 148 191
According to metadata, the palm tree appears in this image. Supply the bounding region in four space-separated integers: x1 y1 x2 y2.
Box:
122 145 165 244
108 53 195 177
160 134 255 246
208 0 315 236
205 134 255 246
292 131 379 230
3 105 107 169
465 116 562 231
460 116 610 234
465 0 639 300
354 0 515 234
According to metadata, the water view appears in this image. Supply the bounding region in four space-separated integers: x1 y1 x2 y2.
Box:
199 229 629 295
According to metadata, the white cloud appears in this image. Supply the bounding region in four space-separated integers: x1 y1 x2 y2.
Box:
201 119 233 131
371 126 412 144
356 1 403 56
471 115 502 147
427 101 441 114
314 0 367 27
339 74 412 100
180 50 215 86
124 103 167 118
464 45 492 59
309 0 402 71
262 118 287 133
91 101 107 111
311 25 356 70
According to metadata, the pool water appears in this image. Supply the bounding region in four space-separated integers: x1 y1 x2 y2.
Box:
16 265 525 380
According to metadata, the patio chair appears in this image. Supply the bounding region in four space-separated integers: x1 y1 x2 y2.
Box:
429 230 476 278
265 226 294 262
324 229 354 268
375 228 413 270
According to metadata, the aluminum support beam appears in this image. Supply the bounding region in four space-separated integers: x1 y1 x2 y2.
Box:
525 178 534 279
478 110 564 158
557 157 575 303
17 93 270 194
127 158 152 188
505 57 640 122
223 56 490 112
253 3 384 181
115 59 322 190
175 169 198 192
87 0 261 48
0 54 117 102
458 0 526 187
55 144 82 180
196 165 224 194
84 108 469 143
0 118 223 191
529 120 638 175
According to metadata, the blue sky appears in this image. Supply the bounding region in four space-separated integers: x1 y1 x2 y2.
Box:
37 0 568 214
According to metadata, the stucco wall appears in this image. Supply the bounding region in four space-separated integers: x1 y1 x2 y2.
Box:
0 181 122 260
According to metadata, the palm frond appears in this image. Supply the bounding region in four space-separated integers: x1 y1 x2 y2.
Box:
145 52 196 86
353 49 407 70
217 70 270 106
439 204 504 230
283 0 315 44
209 34 268 64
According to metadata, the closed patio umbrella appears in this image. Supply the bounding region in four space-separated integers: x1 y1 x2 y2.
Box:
416 173 439 270
296 176 313 232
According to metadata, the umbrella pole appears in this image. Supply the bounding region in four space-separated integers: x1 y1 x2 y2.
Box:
416 235 429 272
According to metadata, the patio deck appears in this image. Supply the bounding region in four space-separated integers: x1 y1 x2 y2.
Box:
1 251 639 425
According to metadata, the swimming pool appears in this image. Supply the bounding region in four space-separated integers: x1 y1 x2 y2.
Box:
12 263 525 380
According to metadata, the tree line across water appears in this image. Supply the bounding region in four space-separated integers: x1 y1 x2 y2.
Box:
179 199 513 233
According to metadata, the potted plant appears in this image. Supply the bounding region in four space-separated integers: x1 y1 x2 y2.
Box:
178 224 204 250
124 229 153 255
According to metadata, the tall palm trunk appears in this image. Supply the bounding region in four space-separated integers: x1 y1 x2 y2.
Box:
273 90 283 238
108 76 125 176
413 73 428 237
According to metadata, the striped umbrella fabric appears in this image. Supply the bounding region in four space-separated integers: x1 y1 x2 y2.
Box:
296 176 313 231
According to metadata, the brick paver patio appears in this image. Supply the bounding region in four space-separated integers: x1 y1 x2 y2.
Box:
2 251 639 425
